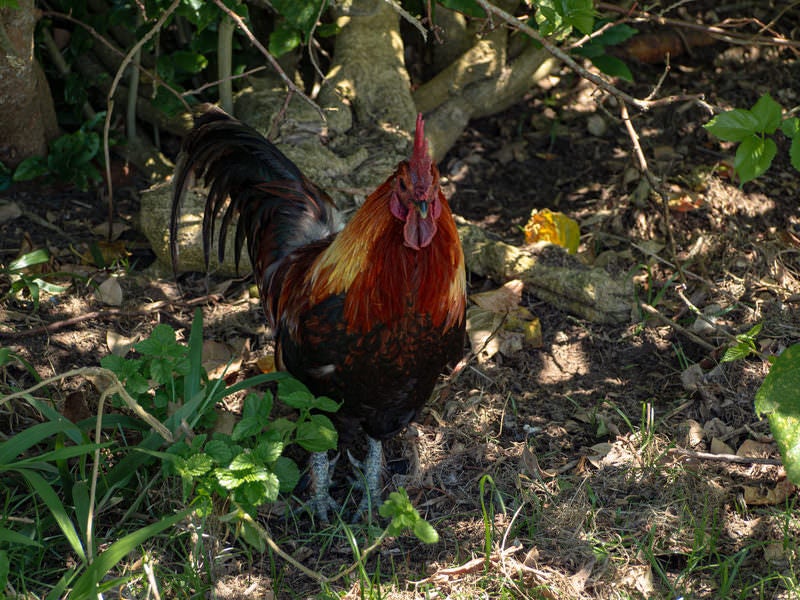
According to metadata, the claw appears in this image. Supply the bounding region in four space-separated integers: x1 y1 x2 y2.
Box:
350 436 384 522
306 451 340 522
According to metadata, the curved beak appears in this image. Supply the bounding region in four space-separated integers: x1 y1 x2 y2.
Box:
416 201 429 219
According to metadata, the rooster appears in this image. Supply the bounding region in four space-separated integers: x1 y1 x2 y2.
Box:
170 106 466 521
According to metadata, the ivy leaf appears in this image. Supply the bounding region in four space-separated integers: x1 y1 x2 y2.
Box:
13 156 49 182
269 22 301 57
734 135 777 184
755 344 800 484
169 50 208 74
750 93 782 134
704 109 760 142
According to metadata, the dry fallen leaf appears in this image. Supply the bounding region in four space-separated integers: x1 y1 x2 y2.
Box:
471 279 523 312
737 439 775 458
202 340 241 379
256 354 276 373
710 437 735 455
523 208 580 253
0 201 22 224
743 479 795 506
467 280 541 359
96 277 123 306
106 330 137 357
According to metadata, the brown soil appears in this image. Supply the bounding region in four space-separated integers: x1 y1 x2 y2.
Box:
2 12 800 600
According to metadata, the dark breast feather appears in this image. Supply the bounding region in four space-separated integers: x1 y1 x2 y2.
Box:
277 295 465 442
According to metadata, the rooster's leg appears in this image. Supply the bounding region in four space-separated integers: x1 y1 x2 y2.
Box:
350 436 384 522
307 451 339 522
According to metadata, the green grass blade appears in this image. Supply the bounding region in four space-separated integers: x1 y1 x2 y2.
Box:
0 420 81 464
185 308 204 404
16 468 86 562
9 442 107 467
69 507 192 597
0 527 42 547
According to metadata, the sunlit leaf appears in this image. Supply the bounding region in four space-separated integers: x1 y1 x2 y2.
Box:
734 135 777 184
750 93 782 134
523 208 580 253
755 343 800 484
704 109 760 142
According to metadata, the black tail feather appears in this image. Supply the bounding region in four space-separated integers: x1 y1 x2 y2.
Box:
170 106 339 280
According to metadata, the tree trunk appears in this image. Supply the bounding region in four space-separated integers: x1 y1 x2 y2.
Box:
0 0 58 168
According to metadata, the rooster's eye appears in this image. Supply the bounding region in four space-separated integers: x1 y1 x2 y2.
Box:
398 178 409 192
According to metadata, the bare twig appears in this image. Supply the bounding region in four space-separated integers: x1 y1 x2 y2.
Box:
669 447 783 466
638 302 717 352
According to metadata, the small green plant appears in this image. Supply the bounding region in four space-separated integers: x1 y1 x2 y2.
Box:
721 322 763 362
163 376 340 550
1 248 72 310
12 112 106 191
704 93 800 184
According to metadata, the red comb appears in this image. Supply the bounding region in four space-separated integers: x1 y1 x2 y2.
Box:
410 113 433 191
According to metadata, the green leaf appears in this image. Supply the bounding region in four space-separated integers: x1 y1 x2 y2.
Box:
413 519 440 544
270 0 325 35
205 438 238 464
379 487 439 543
269 23 301 57
232 416 265 441
12 156 49 182
750 93 783 134
8 248 51 271
755 344 800 484
295 414 338 452
561 0 594 35
242 391 272 419
179 453 214 477
721 343 752 363
790 137 800 172
169 50 208 74
274 456 301 492
704 109 760 142
535 0 569 39
592 23 638 46
0 527 42 547
780 117 800 139
735 135 777 184
252 438 284 464
590 54 633 82
310 395 340 413
0 419 81 464
16 469 86 562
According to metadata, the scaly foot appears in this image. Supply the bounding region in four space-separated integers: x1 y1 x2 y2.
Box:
306 451 340 523
348 436 384 522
